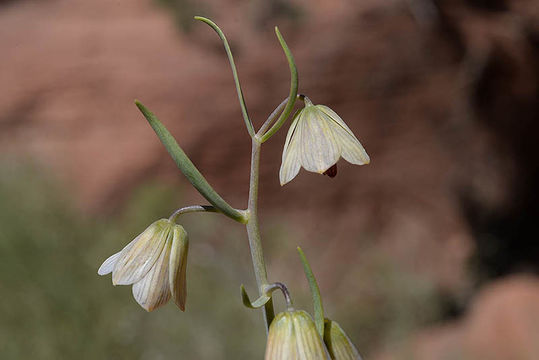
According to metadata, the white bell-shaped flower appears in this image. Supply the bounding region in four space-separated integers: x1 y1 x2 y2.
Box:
98 219 188 312
280 98 369 185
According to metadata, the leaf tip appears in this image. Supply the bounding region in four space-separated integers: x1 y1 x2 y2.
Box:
134 99 145 111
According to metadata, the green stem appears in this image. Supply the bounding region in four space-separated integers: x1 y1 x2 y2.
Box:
257 97 289 136
245 138 274 331
260 27 298 143
257 94 304 137
264 282 293 311
169 205 217 223
135 101 247 224
194 16 255 138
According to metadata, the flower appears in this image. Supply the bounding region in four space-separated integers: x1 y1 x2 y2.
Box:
323 319 363 360
279 98 370 185
98 219 188 312
265 310 330 360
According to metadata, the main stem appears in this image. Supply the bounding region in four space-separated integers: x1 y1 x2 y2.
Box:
246 138 275 332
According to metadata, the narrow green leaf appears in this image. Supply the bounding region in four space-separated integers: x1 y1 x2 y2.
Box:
135 100 247 224
260 27 298 142
241 284 271 309
297 246 324 337
194 16 255 138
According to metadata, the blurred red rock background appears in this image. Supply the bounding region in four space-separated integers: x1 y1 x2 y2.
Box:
1 0 538 358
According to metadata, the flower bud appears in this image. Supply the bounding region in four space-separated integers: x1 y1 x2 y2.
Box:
280 97 369 185
323 319 363 360
265 310 330 360
98 219 189 312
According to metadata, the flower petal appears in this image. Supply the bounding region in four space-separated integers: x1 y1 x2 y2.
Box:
169 225 189 311
279 112 302 186
318 106 369 165
317 106 355 137
98 251 122 276
293 312 331 360
266 311 330 360
331 121 370 165
132 240 172 312
112 219 170 285
300 107 340 174
324 319 363 360
265 312 296 359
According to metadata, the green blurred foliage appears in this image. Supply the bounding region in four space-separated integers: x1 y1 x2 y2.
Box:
0 162 263 359
0 162 447 358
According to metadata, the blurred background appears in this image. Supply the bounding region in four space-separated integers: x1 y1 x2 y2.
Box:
1 0 538 359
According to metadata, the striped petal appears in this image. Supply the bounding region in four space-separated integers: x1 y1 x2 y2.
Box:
132 240 172 312
323 319 363 360
279 112 303 185
318 106 369 165
317 106 355 136
293 311 330 360
98 251 122 276
265 311 330 360
112 219 171 286
265 312 296 360
330 120 370 165
169 225 189 311
300 106 340 174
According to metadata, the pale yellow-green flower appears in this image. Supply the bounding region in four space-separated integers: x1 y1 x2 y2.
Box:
323 319 363 360
280 98 369 185
98 219 188 312
265 310 330 360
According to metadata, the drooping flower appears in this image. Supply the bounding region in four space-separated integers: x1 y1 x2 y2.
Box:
98 219 188 312
265 309 330 360
323 319 363 360
279 98 370 185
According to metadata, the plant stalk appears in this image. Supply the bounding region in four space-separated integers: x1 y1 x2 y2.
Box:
257 94 305 137
168 205 218 223
194 16 255 138
245 138 275 332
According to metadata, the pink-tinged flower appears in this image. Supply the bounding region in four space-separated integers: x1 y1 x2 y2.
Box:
98 219 188 312
280 98 370 185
